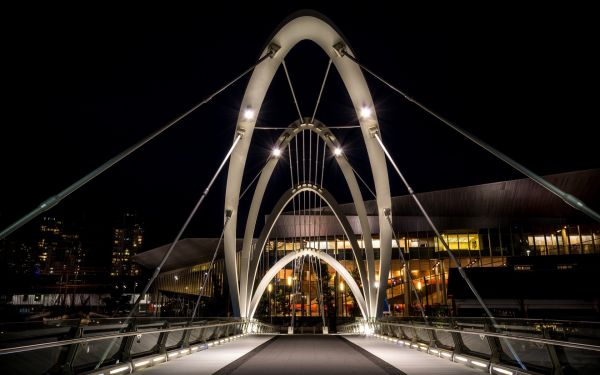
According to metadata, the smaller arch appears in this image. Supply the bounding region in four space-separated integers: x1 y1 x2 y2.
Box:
246 184 370 317
248 248 367 320
237 120 376 319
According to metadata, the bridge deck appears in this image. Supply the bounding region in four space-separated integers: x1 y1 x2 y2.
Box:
344 335 481 375
142 334 480 375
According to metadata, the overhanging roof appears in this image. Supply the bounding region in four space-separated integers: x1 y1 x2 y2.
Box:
132 238 245 273
335 169 600 218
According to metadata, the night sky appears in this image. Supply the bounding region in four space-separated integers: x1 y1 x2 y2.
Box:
2 3 598 261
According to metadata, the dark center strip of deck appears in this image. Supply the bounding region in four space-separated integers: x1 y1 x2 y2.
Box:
212 335 406 375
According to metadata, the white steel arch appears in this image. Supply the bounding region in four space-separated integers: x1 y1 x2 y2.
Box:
246 184 369 318
238 120 376 319
248 248 368 320
224 11 392 318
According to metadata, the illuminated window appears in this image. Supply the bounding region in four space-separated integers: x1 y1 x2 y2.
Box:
436 234 480 251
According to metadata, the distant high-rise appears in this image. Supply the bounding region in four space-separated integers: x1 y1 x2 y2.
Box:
111 213 143 278
37 217 85 276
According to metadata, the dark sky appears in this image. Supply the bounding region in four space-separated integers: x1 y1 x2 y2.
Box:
1 3 598 258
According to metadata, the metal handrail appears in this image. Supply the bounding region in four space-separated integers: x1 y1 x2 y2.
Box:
341 321 600 352
0 320 274 356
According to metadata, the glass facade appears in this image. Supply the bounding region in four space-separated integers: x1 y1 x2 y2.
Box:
146 222 599 318
252 222 600 318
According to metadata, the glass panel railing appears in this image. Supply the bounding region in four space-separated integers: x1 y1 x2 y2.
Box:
130 324 163 356
460 331 491 356
164 326 185 349
561 346 600 374
72 336 124 370
434 330 454 349
500 338 552 369
0 345 63 375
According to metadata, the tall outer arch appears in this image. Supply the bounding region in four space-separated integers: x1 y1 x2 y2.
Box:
224 12 392 318
248 249 368 320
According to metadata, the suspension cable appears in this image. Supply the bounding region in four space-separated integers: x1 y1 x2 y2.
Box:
288 143 296 187
302 130 306 182
320 140 326 188
239 164 266 200
295 136 300 186
282 60 304 124
1 52 275 240
310 59 333 124
373 132 527 370
337 48 600 224
190 215 232 320
351 165 377 199
384 216 427 322
309 130 313 184
95 133 242 369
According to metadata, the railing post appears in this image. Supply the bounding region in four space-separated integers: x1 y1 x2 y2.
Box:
154 321 170 355
198 326 207 344
543 327 565 375
484 322 503 364
410 321 418 344
181 322 193 348
426 325 437 347
52 325 84 375
449 320 466 355
117 321 137 363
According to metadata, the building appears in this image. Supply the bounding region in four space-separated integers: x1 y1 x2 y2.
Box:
37 217 86 277
111 213 143 278
133 169 600 319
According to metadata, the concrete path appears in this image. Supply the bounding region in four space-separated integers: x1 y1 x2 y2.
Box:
344 335 481 375
140 335 273 375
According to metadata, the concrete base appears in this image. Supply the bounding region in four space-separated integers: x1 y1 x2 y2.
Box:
322 326 329 334
287 326 294 334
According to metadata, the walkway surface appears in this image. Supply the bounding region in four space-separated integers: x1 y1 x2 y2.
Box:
142 334 480 375
140 335 274 375
344 335 481 375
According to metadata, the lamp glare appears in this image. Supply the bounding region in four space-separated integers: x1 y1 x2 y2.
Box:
360 106 372 119
243 108 255 120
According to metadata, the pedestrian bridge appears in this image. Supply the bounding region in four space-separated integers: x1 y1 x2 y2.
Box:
1 317 598 374
1 9 600 375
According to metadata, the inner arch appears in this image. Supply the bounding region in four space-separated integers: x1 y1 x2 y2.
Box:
248 248 368 320
246 184 370 318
